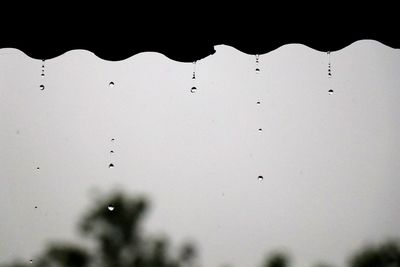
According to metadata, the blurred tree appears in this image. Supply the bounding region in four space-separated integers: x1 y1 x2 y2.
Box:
34 243 90 267
349 240 400 267
263 252 289 267
0 191 197 267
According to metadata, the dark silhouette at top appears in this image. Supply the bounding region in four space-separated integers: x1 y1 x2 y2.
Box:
1 191 399 267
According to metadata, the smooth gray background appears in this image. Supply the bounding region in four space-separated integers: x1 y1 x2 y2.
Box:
1 41 399 267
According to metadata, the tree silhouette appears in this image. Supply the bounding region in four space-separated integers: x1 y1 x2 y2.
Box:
0 191 197 267
349 240 400 267
263 252 289 267
1 191 399 267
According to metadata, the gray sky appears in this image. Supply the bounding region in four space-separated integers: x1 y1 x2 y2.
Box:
1 41 400 267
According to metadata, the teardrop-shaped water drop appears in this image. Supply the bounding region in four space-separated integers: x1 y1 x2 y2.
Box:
328 89 334 95
108 205 114 211
255 68 260 74
110 150 114 154
258 128 263 132
190 86 197 93
39 85 45 90
109 81 115 87
109 163 114 168
30 260 33 264
258 175 264 181
256 101 261 105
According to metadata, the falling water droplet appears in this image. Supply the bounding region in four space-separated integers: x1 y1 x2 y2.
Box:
39 85 45 90
111 138 115 142
41 73 45 77
255 68 260 74
36 167 40 170
258 175 264 181
34 206 37 209
110 150 114 154
190 86 197 93
256 101 261 105
30 260 33 264
328 89 334 95
108 205 114 211
109 82 115 87
108 163 114 168
258 128 263 132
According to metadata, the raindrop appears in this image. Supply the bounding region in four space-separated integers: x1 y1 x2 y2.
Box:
108 205 114 211
30 260 33 264
36 167 40 170
109 81 115 87
258 175 264 181
190 86 197 93
328 89 334 95
258 128 263 132
255 68 260 74
110 150 114 154
39 85 45 90
111 138 115 142
34 206 37 209
108 163 114 168
256 101 261 105
41 73 45 77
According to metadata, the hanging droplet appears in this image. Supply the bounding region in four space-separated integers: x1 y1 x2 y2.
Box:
327 51 330 55
255 54 260 74
108 163 114 168
328 89 334 95
190 86 197 93
109 81 115 87
258 175 264 181
39 85 45 90
108 205 115 211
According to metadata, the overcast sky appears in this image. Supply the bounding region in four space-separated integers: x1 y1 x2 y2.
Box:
1 41 400 267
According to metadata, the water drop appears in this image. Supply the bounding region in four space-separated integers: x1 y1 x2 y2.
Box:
111 138 115 142
108 205 114 211
255 68 260 74
328 89 334 95
190 86 197 93
109 81 115 87
39 85 45 90
30 260 33 263
110 150 114 154
36 167 40 170
258 175 264 181
108 163 114 168
256 101 261 105
34 206 37 209
41 73 45 77
258 128 263 132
